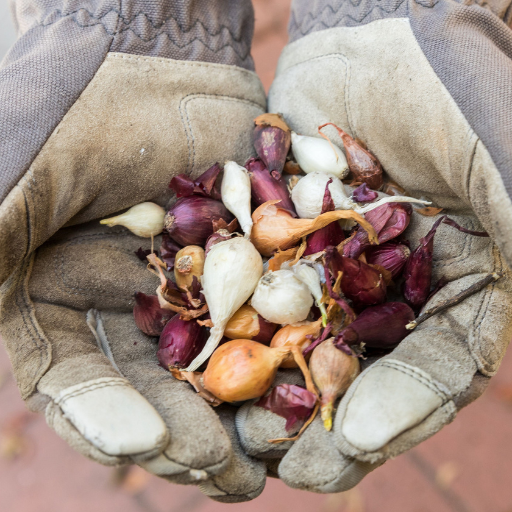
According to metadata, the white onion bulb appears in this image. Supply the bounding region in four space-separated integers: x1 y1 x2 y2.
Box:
291 171 354 218
221 161 253 237
291 132 349 178
251 269 313 325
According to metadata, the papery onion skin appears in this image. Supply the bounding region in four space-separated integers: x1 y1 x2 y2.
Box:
223 305 277 344
160 234 182 270
352 183 378 203
157 316 208 370
169 163 222 200
304 222 345 255
133 292 175 336
164 196 233 247
255 384 316 431
270 319 322 368
366 241 410 279
203 340 289 402
343 203 412 259
337 302 415 349
246 157 297 215
251 269 313 325
309 337 360 431
251 200 377 257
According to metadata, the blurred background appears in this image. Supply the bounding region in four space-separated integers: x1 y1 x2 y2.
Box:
2 1 512 511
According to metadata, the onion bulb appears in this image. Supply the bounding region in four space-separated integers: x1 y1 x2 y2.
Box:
251 200 378 257
185 237 263 371
251 269 313 325
174 246 205 291
291 132 349 178
309 337 360 431
291 172 353 218
221 161 253 237
203 339 317 402
100 202 165 238
223 305 277 344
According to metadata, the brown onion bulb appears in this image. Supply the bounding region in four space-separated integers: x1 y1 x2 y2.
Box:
223 305 277 344
174 246 205 291
251 200 377 257
309 337 360 431
203 339 317 403
270 319 322 368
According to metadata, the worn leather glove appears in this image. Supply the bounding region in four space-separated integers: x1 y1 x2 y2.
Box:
235 0 512 493
0 0 267 502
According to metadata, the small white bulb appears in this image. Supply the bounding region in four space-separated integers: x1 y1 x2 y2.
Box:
291 131 349 178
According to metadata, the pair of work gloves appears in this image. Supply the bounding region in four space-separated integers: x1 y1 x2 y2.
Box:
2 0 512 502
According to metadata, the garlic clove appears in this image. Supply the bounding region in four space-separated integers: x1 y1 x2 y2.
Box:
100 202 165 238
221 161 253 238
291 132 349 179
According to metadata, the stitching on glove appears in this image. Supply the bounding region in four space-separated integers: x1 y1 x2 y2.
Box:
12 254 51 397
289 1 408 36
107 53 260 79
379 360 451 400
55 377 130 405
35 8 251 61
289 0 439 37
179 94 264 176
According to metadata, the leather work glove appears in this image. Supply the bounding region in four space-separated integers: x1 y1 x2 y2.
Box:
0 0 268 502
235 0 512 493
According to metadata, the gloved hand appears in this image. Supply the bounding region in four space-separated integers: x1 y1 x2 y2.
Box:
235 0 512 493
0 0 267 502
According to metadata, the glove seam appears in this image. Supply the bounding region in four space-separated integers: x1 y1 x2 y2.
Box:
54 377 131 405
470 243 505 375
378 360 451 401
10 253 52 399
32 8 251 61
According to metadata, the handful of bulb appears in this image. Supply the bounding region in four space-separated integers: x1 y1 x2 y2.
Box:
101 114 491 439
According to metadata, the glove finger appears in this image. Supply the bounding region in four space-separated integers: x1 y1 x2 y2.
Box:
278 414 382 493
0 266 168 465
333 228 512 463
198 405 267 503
92 309 233 484
235 369 306 459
